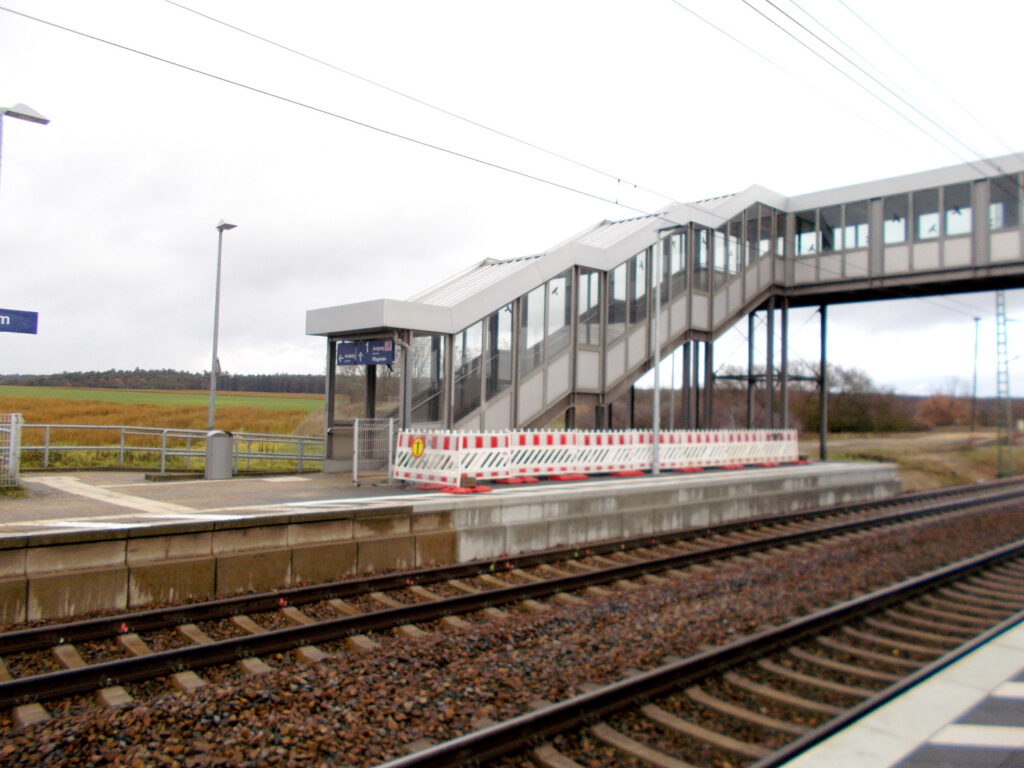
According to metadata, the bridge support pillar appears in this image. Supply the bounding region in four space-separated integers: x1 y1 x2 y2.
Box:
820 304 828 460
766 296 775 428
781 297 789 429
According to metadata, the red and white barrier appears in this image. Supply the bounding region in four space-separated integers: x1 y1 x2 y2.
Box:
393 428 799 485
392 430 462 486
456 432 512 481
575 431 638 474
509 431 577 477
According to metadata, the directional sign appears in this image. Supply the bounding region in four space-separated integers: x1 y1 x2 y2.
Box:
0 308 38 335
337 339 394 366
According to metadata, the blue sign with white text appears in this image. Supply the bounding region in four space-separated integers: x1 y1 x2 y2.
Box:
0 308 38 335
337 339 395 366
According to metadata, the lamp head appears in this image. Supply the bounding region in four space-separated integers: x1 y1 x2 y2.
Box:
0 103 49 125
216 220 237 232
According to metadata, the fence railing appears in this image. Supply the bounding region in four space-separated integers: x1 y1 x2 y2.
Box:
18 424 325 473
352 418 395 485
1 413 22 488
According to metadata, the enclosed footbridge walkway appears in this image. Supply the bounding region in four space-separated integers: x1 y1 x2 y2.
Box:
308 153 1024 470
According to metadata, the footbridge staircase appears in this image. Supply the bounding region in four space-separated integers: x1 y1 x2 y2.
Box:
308 152 1024 464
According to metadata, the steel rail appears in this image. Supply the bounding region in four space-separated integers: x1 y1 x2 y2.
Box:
2 484 1023 708
1 477 1014 656
375 539 1024 768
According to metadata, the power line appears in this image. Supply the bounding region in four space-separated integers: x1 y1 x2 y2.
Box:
832 0 1022 160
740 0 1006 180
162 0 681 206
0 5 674 221
660 0 888 134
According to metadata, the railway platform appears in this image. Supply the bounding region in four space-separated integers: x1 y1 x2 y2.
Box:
0 461 900 623
782 616 1024 768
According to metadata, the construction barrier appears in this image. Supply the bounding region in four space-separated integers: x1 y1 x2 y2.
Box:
509 431 577 478
393 428 800 485
456 432 512 481
392 430 463 486
575 431 638 474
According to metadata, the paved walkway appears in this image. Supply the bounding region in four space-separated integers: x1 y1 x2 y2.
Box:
1 471 408 534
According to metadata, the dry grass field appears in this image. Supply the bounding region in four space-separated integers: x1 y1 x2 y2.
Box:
802 428 1022 492
0 386 323 437
3 386 1020 488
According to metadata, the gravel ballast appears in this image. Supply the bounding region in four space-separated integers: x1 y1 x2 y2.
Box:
2 506 1023 767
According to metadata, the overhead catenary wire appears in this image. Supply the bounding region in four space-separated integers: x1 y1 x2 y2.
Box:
0 4 690 227
832 0 1023 161
660 0 889 135
739 0 1008 181
161 0 681 207
3 2 1018 369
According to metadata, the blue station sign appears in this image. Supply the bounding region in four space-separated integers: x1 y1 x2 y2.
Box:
0 308 38 335
337 339 395 366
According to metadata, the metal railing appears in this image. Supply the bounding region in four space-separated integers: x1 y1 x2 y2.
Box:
352 418 395 485
18 424 324 473
1 413 22 488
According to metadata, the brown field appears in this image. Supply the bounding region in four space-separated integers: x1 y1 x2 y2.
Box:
802 428 1023 493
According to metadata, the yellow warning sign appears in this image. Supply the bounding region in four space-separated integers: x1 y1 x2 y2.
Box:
411 436 425 458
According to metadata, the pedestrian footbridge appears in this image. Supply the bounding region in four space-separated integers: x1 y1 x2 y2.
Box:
308 153 1024 470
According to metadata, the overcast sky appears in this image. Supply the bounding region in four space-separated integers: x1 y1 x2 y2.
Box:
1 0 1022 396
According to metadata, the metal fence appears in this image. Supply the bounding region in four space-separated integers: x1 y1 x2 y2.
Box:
0 413 22 488
352 418 395 485
18 424 324 473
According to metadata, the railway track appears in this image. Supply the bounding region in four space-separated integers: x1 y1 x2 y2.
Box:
2 478 1024 730
379 539 1024 768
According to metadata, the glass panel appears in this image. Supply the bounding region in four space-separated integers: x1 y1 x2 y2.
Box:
452 321 483 422
485 303 513 399
332 364 364 422
713 230 727 288
820 206 840 253
884 195 908 244
658 236 671 299
775 211 786 256
944 183 972 236
577 269 601 347
914 188 939 240
520 284 545 375
727 220 740 274
759 210 774 259
547 269 572 357
744 206 759 266
694 228 709 291
629 250 648 325
607 262 627 341
989 175 1020 230
794 211 816 256
670 231 686 296
410 333 445 423
843 200 869 249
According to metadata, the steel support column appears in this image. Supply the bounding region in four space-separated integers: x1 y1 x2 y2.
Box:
746 313 755 429
819 304 828 460
703 340 714 429
364 364 377 418
781 296 789 429
682 341 692 428
766 296 775 429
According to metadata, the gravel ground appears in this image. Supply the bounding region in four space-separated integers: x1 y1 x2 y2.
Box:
3 506 1024 767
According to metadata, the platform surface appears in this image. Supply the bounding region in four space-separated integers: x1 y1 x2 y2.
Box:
0 462 888 538
783 618 1024 768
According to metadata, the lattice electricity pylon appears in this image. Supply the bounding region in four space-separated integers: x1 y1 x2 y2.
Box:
996 290 1014 477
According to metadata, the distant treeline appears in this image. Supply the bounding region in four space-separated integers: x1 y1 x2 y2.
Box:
0 369 327 394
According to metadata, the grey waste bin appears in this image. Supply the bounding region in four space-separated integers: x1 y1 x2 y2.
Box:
205 430 234 480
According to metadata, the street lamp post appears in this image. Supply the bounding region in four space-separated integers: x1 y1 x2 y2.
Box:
0 102 49 191
207 220 237 431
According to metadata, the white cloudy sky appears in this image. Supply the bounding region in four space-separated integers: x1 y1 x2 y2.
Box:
1 0 1022 396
